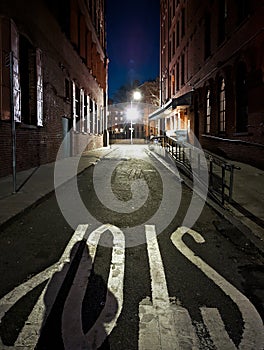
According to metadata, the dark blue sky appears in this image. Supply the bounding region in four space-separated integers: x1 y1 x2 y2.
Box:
106 0 160 99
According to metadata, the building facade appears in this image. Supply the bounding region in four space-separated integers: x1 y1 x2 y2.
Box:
151 0 264 169
0 0 108 177
108 80 159 142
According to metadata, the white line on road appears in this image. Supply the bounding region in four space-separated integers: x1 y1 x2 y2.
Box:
140 225 199 350
62 224 125 350
145 225 170 309
200 307 236 350
0 224 89 349
171 226 264 350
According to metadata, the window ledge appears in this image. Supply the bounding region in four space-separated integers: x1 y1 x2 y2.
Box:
233 132 250 136
17 123 38 130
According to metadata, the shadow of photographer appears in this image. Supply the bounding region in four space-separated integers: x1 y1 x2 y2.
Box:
36 239 118 349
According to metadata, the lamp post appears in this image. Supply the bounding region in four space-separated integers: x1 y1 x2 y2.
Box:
127 91 141 144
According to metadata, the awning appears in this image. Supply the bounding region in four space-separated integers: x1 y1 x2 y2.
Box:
148 98 173 120
149 91 193 120
172 90 193 108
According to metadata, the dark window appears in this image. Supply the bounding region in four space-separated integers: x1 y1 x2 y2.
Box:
172 0 176 17
176 62 179 91
173 31 176 56
19 36 37 125
65 78 70 100
204 13 211 59
218 0 227 45
176 21 180 47
236 63 248 132
181 8 185 38
236 0 250 24
181 54 185 85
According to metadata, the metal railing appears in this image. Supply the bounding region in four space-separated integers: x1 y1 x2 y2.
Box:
149 135 240 205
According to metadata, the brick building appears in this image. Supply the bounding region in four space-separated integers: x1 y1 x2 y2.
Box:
0 0 108 177
150 0 264 169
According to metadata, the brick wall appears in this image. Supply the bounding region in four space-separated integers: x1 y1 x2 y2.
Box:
160 0 264 169
0 0 106 177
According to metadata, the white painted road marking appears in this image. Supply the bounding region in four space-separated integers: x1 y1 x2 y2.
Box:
62 224 125 350
171 226 264 350
139 225 199 350
0 224 263 349
0 224 88 349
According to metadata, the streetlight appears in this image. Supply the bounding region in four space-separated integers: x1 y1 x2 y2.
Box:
126 107 139 144
126 91 142 144
133 90 142 102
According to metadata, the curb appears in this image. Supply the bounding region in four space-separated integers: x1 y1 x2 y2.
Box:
0 147 114 230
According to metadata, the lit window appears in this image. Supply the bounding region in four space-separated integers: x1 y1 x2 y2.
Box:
219 78 226 132
206 89 211 133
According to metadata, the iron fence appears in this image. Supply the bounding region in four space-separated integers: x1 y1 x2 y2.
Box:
149 135 240 205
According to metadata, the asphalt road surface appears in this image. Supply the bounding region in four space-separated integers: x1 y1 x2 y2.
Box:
0 145 263 349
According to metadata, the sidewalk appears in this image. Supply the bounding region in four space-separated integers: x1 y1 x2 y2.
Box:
227 160 264 239
0 146 264 253
0 147 112 228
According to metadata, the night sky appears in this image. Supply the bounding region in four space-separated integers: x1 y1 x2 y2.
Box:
106 0 160 99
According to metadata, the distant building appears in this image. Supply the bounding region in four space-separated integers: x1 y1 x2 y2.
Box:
108 80 159 142
151 0 264 169
0 0 108 177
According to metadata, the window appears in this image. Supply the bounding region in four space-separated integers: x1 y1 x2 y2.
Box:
172 0 176 18
172 31 176 56
86 95 90 133
204 13 211 59
181 8 185 38
236 63 248 132
206 89 211 133
176 21 180 47
176 62 179 91
90 98 94 133
36 49 43 127
80 16 87 62
65 78 70 100
218 0 227 45
80 88 85 132
181 54 185 86
171 69 175 95
19 36 43 126
236 0 249 24
219 78 226 133
11 21 21 123
72 82 81 132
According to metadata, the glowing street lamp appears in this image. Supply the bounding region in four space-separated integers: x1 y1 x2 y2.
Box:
126 91 142 144
133 90 142 101
126 107 139 144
